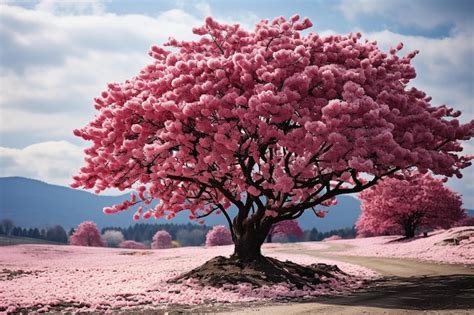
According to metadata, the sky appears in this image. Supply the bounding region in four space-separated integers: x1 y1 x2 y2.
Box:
0 0 473 207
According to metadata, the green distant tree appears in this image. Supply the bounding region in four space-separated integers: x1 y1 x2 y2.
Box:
11 227 20 236
0 219 14 236
306 228 320 241
46 225 68 243
32 228 41 239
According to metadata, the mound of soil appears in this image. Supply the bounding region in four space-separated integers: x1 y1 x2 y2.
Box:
170 255 346 289
437 229 474 246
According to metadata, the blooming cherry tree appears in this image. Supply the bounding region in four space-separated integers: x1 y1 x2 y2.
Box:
206 225 233 246
70 221 105 247
72 15 473 262
267 219 304 242
357 173 466 238
151 230 172 249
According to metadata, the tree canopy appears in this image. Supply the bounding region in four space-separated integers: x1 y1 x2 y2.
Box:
72 15 473 260
357 172 466 237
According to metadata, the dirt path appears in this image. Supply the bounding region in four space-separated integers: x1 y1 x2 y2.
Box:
218 245 474 315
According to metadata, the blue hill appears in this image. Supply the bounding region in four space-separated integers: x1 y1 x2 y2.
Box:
0 176 362 231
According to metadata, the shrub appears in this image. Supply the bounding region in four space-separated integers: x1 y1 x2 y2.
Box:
151 230 172 249
205 225 233 246
103 230 125 247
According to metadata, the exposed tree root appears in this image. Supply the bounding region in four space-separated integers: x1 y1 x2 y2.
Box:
170 255 347 289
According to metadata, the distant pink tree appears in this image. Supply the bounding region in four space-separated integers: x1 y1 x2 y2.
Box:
71 15 474 264
267 220 304 243
206 225 233 246
70 221 105 247
119 240 148 249
151 230 172 249
357 173 466 238
454 216 474 227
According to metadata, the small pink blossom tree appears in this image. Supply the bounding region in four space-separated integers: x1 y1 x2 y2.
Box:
70 221 105 247
119 240 148 249
357 173 466 238
267 220 304 243
151 230 172 249
72 14 473 267
455 216 474 227
206 225 233 246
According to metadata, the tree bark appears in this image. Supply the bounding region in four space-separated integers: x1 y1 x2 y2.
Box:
403 224 416 238
233 237 264 261
231 221 271 262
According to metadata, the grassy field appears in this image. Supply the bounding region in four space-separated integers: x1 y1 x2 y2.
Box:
0 236 64 246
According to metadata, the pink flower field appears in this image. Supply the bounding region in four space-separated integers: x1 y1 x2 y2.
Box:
308 227 474 265
2 227 471 313
0 243 376 313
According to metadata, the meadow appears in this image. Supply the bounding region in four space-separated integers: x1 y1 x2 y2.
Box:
1 227 472 313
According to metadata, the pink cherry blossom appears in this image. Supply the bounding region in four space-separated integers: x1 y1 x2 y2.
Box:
70 221 105 247
72 15 473 260
269 220 304 242
205 225 233 246
356 172 466 238
151 230 172 249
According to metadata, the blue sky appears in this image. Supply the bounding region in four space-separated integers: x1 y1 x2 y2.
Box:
0 0 473 206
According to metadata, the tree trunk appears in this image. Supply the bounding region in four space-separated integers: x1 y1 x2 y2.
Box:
231 224 269 262
404 224 416 238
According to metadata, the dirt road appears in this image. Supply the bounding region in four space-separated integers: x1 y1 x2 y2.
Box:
219 245 474 315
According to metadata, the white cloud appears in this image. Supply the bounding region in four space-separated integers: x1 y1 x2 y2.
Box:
0 108 86 137
338 0 473 34
0 51 150 113
0 141 85 186
0 3 257 142
194 1 212 17
0 6 201 112
338 0 387 21
35 0 106 16
0 140 127 195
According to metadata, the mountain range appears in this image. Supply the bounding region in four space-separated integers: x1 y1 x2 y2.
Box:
0 176 365 232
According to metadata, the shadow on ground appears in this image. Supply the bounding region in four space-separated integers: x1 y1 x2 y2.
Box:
315 274 474 310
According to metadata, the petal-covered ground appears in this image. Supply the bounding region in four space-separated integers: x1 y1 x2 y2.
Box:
306 226 474 265
0 243 376 313
3 228 470 313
